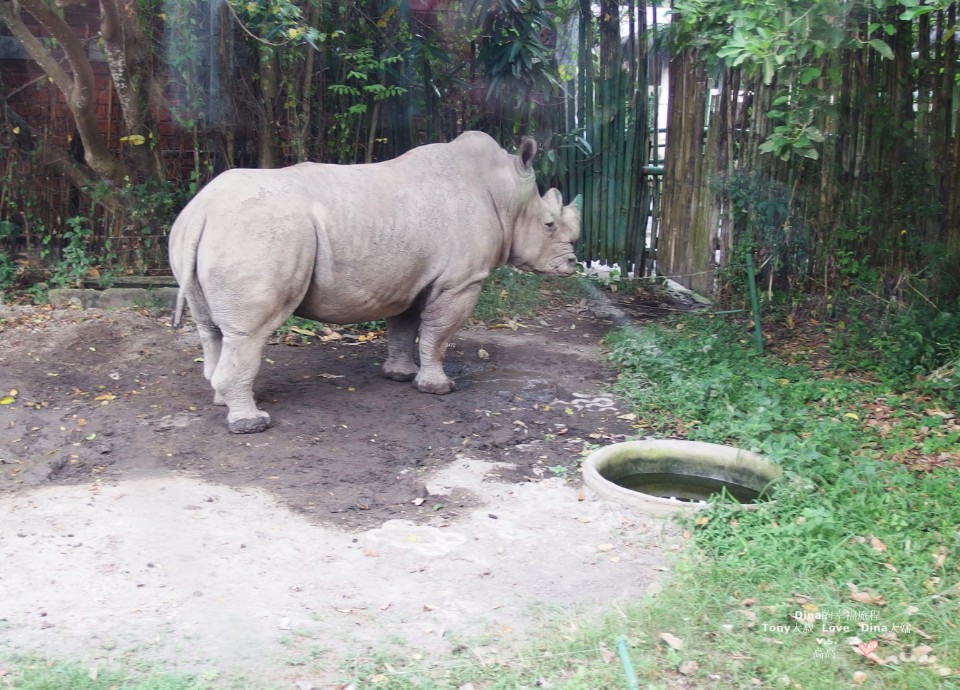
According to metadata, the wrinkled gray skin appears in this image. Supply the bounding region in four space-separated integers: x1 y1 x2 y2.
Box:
169 131 581 434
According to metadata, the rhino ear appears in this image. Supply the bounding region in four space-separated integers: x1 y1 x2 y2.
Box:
572 194 583 213
544 188 563 210
518 138 537 171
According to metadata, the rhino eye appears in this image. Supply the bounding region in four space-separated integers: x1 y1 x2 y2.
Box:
545 220 556 230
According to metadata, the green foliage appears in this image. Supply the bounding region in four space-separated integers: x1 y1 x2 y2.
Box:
327 46 408 162
475 0 560 104
0 219 19 291
472 266 584 322
831 296 960 402
670 0 889 163
49 217 96 288
228 0 329 49
719 170 812 296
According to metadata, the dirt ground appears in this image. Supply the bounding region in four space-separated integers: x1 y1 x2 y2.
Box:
0 284 694 687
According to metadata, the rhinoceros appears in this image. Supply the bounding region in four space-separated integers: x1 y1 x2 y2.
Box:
169 131 581 433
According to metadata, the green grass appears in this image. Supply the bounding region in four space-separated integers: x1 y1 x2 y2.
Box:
472 266 586 323
0 659 211 690
600 315 960 689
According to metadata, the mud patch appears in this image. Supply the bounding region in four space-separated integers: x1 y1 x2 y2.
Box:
0 299 641 526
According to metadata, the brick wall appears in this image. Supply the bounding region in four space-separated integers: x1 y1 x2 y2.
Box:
1 2 193 182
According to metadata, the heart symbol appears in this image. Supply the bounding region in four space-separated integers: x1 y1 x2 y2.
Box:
855 640 879 656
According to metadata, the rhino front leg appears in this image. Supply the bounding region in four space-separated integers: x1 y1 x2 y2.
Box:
382 308 420 381
415 284 481 395
210 330 272 433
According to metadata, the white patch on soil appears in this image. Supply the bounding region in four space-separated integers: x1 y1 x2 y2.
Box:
0 458 677 684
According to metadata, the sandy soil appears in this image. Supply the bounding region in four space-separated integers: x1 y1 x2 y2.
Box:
0 287 689 687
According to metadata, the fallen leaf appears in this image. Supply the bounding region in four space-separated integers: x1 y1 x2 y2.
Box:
849 591 887 606
94 393 116 402
934 546 947 569
659 632 684 651
741 609 758 628
852 671 868 685
477 348 490 360
290 326 316 336
0 396 15 405
596 543 615 552
599 641 616 664
678 659 699 675
869 537 887 553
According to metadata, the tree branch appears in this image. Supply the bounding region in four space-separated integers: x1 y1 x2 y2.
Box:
0 0 131 184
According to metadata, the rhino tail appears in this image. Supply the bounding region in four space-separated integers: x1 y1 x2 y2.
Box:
170 211 205 329
172 288 187 329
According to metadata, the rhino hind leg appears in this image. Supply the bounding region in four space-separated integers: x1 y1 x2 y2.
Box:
196 323 226 404
382 308 421 382
210 329 273 434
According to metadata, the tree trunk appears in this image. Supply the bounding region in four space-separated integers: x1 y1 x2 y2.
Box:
0 0 131 186
99 0 165 181
258 46 280 168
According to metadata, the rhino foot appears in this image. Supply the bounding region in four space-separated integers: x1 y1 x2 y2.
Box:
228 413 271 434
416 377 456 395
382 369 417 382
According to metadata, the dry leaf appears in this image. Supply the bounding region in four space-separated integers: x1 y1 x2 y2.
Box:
659 632 684 651
852 671 868 686
678 659 699 675
934 546 948 569
596 543 615 552
849 591 887 606
869 537 887 553
599 641 616 664
741 610 758 628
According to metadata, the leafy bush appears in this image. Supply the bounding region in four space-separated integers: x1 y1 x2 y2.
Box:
831 296 960 405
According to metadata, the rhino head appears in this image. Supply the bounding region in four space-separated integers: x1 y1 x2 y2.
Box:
508 140 582 276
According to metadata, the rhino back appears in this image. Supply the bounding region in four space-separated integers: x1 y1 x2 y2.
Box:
293 135 535 323
184 132 534 325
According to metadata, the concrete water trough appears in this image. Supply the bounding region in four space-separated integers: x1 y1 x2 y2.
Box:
582 439 781 514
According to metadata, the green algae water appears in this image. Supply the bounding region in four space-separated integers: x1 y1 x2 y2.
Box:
615 472 766 504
